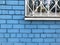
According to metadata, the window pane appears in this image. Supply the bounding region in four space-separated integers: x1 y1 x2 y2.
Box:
27 0 60 16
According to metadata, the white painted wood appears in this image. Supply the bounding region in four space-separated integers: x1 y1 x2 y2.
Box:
25 0 60 20
25 0 27 16
25 18 60 20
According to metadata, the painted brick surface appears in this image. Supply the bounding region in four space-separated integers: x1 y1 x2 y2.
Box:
0 0 60 45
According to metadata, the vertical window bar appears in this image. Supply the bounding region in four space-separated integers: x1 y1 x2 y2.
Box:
32 0 35 16
27 0 32 16
47 0 50 16
25 0 27 16
40 0 43 15
27 0 29 15
55 0 58 15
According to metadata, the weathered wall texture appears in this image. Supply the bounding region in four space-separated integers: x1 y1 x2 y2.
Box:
0 0 60 45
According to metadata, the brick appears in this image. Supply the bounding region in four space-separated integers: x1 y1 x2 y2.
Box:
19 1 24 5
0 43 1 45
50 25 60 28
0 34 4 37
52 34 58 38
0 20 6 23
44 29 55 33
22 34 28 37
2 10 8 14
15 10 21 14
51 43 60 45
13 15 24 19
7 20 18 24
13 6 24 10
8 29 19 33
8 38 19 42
13 25 24 28
18 10 25 15
56 29 60 33
0 5 12 9
20 6 24 10
58 34 60 37
43 21 55 24
34 34 40 37
56 21 60 24
17 34 22 37
38 25 49 28
0 29 6 33
14 43 25 45
10 34 16 37
20 38 31 42
32 29 43 33
20 29 31 33
46 34 53 38
44 38 55 43
0 38 7 42
6 1 18 5
0 1 5 4
0 15 12 19
19 20 31 24
32 38 43 42
1 24 12 28
56 38 60 42
31 21 43 24
25 25 37 28
28 34 34 38
39 43 49 45
2 43 13 45
4 34 10 38
20 10 24 15
0 10 1 14
9 10 14 14
26 43 38 45
41 34 46 38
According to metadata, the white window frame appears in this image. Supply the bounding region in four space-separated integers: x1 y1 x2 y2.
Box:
25 0 60 20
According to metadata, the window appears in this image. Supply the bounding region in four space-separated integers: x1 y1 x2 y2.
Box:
25 0 60 20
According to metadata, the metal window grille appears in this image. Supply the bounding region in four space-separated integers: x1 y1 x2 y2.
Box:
25 0 60 20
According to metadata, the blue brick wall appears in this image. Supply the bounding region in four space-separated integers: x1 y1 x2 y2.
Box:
0 0 60 45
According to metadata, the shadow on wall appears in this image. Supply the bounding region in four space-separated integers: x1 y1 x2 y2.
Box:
24 20 60 25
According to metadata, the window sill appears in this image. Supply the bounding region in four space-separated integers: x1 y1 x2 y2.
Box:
25 13 60 20
25 17 60 20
